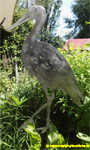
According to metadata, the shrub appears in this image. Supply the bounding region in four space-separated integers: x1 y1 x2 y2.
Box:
0 47 90 148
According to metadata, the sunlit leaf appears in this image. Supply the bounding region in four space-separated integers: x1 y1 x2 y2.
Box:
77 132 90 144
48 123 65 145
25 122 41 150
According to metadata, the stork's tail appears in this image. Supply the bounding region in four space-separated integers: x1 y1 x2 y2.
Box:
72 91 84 107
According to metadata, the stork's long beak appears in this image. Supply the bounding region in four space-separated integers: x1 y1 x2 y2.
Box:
7 12 31 31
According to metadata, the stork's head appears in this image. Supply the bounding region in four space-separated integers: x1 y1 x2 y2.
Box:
7 5 46 31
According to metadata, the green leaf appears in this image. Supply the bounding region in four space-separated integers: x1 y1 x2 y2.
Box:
2 109 13 112
9 94 20 106
85 43 90 46
25 122 41 150
3 100 16 106
85 21 90 25
18 97 28 106
48 123 65 147
0 105 7 108
84 96 90 105
77 132 90 144
0 140 12 147
9 95 28 107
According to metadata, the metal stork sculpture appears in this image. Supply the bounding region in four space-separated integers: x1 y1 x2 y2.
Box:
7 5 84 133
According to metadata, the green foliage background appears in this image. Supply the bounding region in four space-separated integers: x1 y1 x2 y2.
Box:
64 0 90 38
0 47 90 149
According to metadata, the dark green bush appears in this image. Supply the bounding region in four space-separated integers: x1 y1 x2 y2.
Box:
0 47 90 149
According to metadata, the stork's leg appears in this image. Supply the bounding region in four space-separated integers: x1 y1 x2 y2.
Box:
45 88 55 131
19 102 47 129
35 87 55 133
19 87 55 133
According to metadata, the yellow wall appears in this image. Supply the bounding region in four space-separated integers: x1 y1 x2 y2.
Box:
0 0 17 29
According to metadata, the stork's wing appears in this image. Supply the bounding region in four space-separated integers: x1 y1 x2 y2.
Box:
38 41 74 83
37 41 84 106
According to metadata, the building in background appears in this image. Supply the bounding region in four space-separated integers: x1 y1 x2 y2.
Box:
63 38 90 50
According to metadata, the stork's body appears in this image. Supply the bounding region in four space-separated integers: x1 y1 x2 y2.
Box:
22 39 83 105
7 5 84 132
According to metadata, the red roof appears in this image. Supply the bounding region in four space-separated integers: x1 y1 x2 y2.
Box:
63 38 90 50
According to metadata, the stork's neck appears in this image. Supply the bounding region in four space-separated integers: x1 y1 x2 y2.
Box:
29 13 46 42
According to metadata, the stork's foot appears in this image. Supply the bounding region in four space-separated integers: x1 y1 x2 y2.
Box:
35 125 51 133
18 117 34 130
18 102 48 130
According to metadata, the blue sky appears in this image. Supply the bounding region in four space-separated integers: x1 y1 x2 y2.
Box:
57 0 74 38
